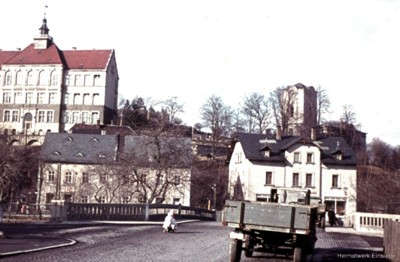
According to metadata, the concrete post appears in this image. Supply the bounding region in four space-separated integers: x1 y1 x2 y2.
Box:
145 203 149 221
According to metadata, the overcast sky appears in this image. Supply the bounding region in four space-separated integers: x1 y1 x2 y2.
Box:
2 0 400 145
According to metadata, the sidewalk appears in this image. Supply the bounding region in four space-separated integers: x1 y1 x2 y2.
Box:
0 220 198 258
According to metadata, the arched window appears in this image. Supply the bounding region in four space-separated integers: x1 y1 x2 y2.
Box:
39 70 47 86
16 71 24 85
27 70 35 85
5 71 12 85
50 71 58 86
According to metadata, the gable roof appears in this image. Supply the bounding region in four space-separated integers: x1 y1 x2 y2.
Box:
0 44 113 70
40 133 118 164
235 132 357 165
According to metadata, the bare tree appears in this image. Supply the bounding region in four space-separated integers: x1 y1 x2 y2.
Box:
200 95 233 161
231 108 246 134
341 104 357 125
162 96 184 124
0 139 38 206
316 86 331 126
269 86 298 135
242 92 272 134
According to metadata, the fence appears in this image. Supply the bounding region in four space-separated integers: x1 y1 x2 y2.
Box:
383 219 400 261
50 200 215 222
353 212 400 234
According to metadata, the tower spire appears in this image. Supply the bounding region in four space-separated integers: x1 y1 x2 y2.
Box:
34 5 53 49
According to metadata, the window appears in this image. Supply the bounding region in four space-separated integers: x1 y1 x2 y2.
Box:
290 105 294 117
174 175 181 186
99 195 106 203
65 74 70 86
38 111 45 122
50 71 58 85
306 153 313 163
265 172 272 185
81 195 88 203
5 71 12 85
94 74 101 86
4 110 11 122
14 92 23 103
306 173 313 187
3 92 11 103
12 111 19 122
27 71 35 85
82 172 89 183
16 71 23 85
92 112 99 124
65 171 73 183
26 92 34 104
332 174 339 188
84 74 92 86
140 174 147 184
49 92 56 104
72 112 79 123
82 112 89 123
263 150 270 158
73 94 81 105
48 170 55 182
37 92 46 104
292 173 300 187
100 173 107 183
74 75 82 86
83 94 90 105
294 152 301 163
123 196 130 204
47 111 54 122
122 174 129 184
39 70 47 85
64 93 69 104
335 153 343 160
92 94 100 105
64 111 70 124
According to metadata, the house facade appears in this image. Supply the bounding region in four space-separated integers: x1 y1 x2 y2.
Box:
228 131 357 225
0 17 118 145
39 133 191 206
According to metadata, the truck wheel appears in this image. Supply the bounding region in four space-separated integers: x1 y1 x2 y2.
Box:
244 235 254 257
293 247 303 262
229 238 242 262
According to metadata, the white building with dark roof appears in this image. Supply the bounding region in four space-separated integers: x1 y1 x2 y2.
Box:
0 17 118 145
39 133 191 206
228 131 357 225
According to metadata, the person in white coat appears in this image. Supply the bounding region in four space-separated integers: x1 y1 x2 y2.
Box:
163 210 177 233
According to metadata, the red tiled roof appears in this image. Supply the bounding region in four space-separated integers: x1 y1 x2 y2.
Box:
5 43 64 65
0 51 20 67
0 43 113 70
62 49 112 70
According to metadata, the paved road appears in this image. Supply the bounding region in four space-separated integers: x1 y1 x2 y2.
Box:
0 222 387 262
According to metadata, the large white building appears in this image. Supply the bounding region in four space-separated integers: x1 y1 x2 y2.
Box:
0 17 118 145
228 131 357 225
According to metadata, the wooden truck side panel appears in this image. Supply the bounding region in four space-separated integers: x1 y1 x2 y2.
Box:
224 200 316 234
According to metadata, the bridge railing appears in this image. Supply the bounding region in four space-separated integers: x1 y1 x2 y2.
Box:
50 200 215 222
353 212 400 233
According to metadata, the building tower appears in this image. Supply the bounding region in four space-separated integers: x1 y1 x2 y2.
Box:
286 83 317 137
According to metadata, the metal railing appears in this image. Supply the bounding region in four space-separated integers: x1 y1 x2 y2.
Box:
49 201 215 222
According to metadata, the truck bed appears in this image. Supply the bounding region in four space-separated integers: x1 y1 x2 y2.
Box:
224 200 317 235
